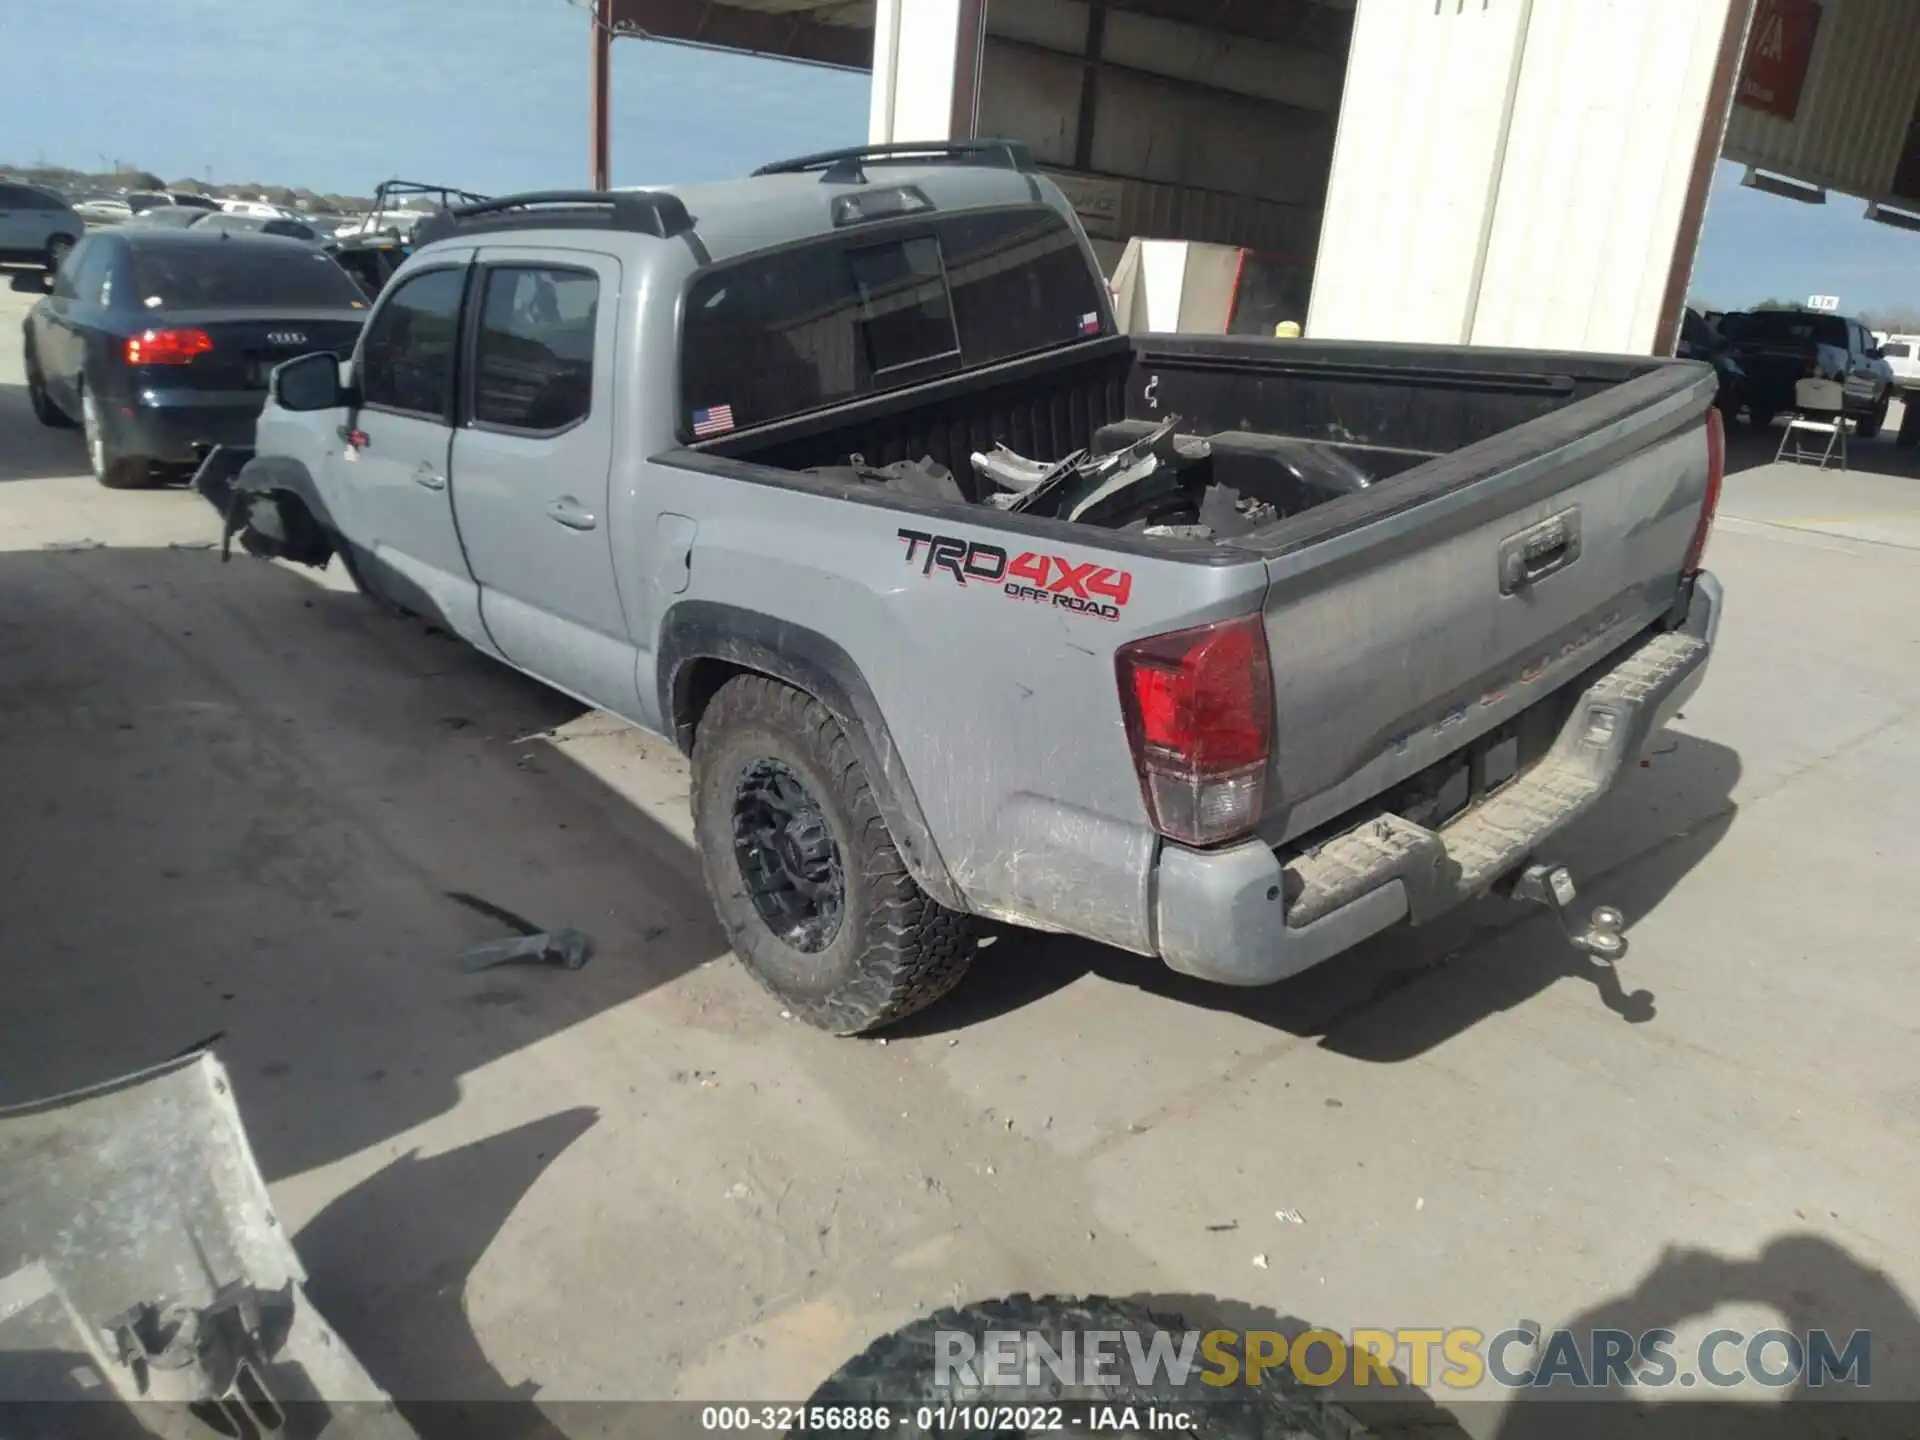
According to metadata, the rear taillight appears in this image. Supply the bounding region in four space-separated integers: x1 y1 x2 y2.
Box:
124 328 213 365
1116 613 1273 847
1683 407 1725 577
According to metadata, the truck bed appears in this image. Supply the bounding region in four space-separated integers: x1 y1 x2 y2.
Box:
682 331 1716 858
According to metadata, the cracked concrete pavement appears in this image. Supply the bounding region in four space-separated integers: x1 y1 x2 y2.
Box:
2 283 1917 1435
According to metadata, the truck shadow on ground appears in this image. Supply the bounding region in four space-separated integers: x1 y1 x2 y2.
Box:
0 544 730 1182
0 383 88 483
911 731 1741 1062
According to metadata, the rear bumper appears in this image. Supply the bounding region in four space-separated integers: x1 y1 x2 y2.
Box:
104 388 264 464
1153 572 1721 986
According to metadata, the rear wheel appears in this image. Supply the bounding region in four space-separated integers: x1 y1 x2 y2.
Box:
80 379 152 490
691 673 976 1035
1856 393 1889 440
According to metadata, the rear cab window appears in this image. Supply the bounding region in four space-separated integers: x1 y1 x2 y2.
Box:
127 243 367 310
679 206 1106 439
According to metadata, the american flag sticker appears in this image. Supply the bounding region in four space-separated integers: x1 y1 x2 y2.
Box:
692 403 736 438
1079 311 1102 336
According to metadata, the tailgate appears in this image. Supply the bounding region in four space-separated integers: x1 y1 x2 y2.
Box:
1249 363 1716 842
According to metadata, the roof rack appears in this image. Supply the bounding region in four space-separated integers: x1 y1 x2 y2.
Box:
751 139 1035 184
412 189 695 246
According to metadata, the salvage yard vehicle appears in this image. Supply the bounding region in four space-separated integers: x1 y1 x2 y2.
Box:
198 141 1724 1035
16 228 369 488
1717 307 1895 436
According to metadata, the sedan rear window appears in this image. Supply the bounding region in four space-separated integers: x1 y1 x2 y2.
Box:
128 244 367 310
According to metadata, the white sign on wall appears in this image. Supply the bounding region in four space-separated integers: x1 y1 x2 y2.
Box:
1806 294 1841 311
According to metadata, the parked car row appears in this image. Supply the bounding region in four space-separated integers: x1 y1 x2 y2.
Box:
1679 305 1898 438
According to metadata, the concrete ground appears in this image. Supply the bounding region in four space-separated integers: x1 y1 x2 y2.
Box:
3 281 1917 1437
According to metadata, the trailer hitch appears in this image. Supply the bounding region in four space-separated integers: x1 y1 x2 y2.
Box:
1504 862 1628 963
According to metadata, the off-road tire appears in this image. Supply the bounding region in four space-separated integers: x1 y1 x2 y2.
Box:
23 343 74 429
1856 394 1889 440
801 1294 1351 1439
692 673 975 1035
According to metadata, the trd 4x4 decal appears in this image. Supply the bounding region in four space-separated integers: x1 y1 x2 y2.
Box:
897 529 1132 621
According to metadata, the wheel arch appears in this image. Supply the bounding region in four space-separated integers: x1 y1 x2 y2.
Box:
659 600 964 911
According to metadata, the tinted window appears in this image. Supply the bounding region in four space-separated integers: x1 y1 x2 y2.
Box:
681 207 1103 434
359 267 465 417
58 240 114 305
472 265 598 432
50 237 93 299
127 242 366 309
0 183 61 210
1722 312 1847 347
941 209 1106 362
1883 341 1912 359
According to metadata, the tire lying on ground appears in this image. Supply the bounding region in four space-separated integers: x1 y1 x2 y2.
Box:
691 673 977 1035
797 1294 1352 1440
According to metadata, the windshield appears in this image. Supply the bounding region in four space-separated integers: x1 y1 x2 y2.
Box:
128 243 367 309
1720 311 1847 347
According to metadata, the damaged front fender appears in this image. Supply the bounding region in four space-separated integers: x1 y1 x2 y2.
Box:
0 1052 416 1437
192 449 338 569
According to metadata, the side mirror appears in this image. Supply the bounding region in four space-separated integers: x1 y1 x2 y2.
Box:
272 350 344 412
10 270 53 294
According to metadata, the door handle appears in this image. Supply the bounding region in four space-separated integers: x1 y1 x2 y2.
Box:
547 497 598 531
412 464 446 491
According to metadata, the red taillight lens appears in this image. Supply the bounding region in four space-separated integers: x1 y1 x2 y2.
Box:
1684 407 1724 577
1116 613 1273 846
125 328 213 365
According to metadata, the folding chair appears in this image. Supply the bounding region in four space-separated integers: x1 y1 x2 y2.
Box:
1775 377 1849 471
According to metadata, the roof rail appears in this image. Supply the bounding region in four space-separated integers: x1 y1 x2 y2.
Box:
751 139 1035 183
413 189 695 246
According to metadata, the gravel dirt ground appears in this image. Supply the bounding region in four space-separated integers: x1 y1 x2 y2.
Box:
3 280 1917 1437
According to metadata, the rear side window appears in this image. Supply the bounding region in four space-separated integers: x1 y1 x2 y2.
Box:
1883 341 1912 358
0 183 62 210
359 267 466 418
127 243 366 309
680 206 1104 435
472 265 599 432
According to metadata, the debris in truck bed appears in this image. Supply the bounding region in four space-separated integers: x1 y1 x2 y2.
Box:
808 455 965 505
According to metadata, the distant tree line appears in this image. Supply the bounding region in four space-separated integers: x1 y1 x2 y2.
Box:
0 160 374 213
1689 294 1920 330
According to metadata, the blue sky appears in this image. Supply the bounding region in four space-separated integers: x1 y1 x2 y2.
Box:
2 0 1912 314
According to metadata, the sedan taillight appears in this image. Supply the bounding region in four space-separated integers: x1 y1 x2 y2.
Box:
125 328 213 365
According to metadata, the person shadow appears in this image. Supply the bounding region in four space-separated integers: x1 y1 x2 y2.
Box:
1491 1233 1920 1440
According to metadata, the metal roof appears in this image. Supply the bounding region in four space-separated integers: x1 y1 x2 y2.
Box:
1722 0 1920 209
609 0 1355 70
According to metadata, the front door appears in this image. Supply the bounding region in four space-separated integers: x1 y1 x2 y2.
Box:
342 257 486 647
448 249 637 713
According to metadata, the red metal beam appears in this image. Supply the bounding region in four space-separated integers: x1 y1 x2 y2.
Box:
590 0 613 189
608 0 873 70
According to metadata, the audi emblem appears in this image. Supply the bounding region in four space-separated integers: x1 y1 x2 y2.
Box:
267 331 307 346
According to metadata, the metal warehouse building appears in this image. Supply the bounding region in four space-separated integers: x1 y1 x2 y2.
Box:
590 0 1920 356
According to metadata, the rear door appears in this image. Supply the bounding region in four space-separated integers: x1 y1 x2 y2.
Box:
341 257 481 638
448 248 634 711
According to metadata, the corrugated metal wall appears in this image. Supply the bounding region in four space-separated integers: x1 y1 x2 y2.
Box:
1722 0 1920 203
1472 0 1737 351
1306 0 1532 345
1310 0 1740 355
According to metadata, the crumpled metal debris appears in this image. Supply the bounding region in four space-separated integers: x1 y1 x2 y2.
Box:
458 928 593 973
971 415 1211 528
808 454 965 504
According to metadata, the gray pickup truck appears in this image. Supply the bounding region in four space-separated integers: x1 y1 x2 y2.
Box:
198 140 1725 1035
